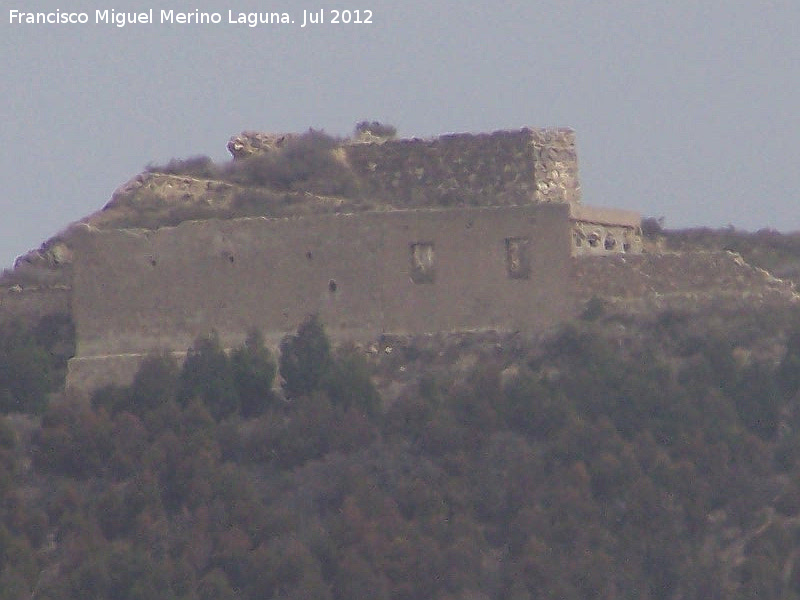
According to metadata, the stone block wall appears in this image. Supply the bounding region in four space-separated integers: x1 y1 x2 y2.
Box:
529 128 581 204
345 128 580 208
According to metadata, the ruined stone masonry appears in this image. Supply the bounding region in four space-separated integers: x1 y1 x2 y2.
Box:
0 126 792 397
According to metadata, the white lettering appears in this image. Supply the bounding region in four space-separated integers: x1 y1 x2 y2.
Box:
162 10 221 24
9 10 89 24
96 9 152 26
229 11 290 27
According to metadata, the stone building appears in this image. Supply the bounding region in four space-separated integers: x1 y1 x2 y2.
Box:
14 125 782 398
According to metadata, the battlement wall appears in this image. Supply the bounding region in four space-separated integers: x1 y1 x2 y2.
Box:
341 128 580 208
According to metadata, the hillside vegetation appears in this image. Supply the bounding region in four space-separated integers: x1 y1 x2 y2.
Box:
3 299 800 598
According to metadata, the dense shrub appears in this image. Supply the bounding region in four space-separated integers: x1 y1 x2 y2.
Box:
323 345 381 417
146 155 219 179
355 121 397 139
225 130 361 197
32 313 75 369
32 402 114 478
0 320 57 414
641 216 665 236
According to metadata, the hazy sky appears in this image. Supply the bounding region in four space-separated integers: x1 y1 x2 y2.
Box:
2 1 799 268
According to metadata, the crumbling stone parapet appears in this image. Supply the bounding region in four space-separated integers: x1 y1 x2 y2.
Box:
225 127 583 209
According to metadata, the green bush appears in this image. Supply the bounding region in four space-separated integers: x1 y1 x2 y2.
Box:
225 130 361 197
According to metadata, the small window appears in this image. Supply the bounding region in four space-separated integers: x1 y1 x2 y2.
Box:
505 237 531 279
410 242 435 283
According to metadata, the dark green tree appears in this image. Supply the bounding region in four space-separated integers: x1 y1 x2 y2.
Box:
0 321 54 414
279 315 332 399
94 352 180 417
231 329 277 418
128 351 180 415
178 331 239 420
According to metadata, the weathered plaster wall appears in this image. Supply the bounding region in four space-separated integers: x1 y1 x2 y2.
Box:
67 204 574 394
345 128 580 208
69 214 384 358
377 205 572 333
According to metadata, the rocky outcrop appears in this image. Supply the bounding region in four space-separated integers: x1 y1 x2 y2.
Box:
227 131 295 160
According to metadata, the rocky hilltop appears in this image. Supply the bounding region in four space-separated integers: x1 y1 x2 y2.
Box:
3 126 800 599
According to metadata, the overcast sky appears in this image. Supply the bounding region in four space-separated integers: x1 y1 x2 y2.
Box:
2 0 799 269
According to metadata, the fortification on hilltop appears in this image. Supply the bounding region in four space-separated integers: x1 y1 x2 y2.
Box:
0 125 793 397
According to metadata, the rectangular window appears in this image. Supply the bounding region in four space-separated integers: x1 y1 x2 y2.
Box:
410 242 435 283
505 237 531 279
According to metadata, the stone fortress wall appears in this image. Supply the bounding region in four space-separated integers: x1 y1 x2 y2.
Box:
66 203 578 393
343 128 581 207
